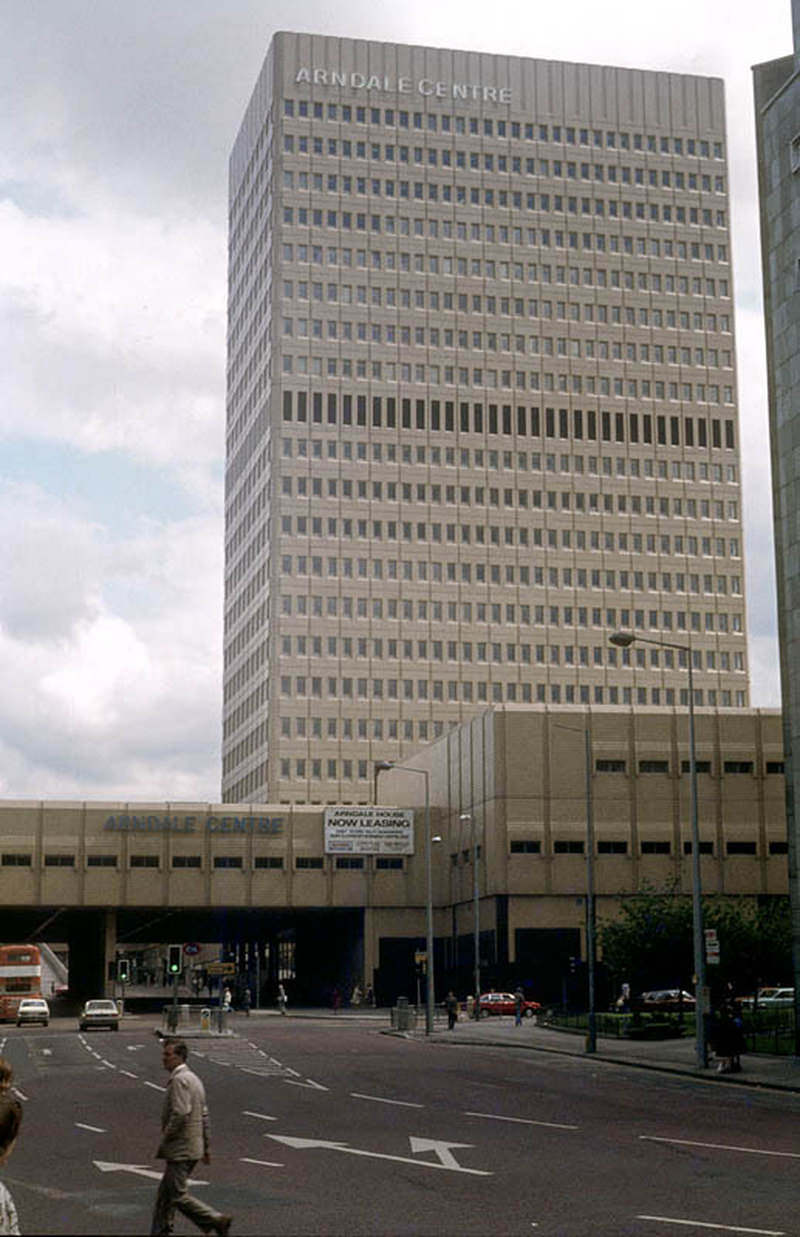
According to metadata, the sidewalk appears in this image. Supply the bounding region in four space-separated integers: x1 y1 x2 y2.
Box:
421 1017 800 1093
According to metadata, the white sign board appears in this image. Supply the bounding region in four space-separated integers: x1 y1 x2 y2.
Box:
324 807 415 855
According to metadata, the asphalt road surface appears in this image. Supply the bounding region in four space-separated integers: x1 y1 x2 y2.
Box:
1 1014 799 1235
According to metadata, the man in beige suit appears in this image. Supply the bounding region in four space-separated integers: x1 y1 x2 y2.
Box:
150 1038 232 1236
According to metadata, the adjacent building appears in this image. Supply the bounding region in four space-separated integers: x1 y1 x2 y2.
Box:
224 34 749 805
753 0 800 1018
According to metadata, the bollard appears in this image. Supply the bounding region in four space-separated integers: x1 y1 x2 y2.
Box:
200 1007 210 1032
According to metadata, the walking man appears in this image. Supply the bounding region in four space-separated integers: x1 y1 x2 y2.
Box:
150 1038 232 1237
514 985 525 1027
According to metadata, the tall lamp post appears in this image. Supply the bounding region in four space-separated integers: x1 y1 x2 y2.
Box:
460 813 481 1016
609 630 707 1070
553 723 596 1053
375 761 435 1035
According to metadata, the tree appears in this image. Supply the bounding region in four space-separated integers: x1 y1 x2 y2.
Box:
600 882 791 1001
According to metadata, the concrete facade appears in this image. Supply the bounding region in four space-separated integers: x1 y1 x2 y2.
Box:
0 708 786 1001
753 0 800 1023
224 34 749 806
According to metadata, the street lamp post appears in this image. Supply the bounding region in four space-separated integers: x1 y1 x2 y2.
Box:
375 761 435 1035
553 723 596 1053
609 630 707 1070
460 813 480 1016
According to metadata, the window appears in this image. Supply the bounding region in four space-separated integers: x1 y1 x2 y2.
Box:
681 760 712 774
598 840 627 855
554 840 584 854
766 761 785 774
296 856 324 869
641 841 671 855
769 841 788 855
792 133 800 174
335 856 365 869
1 854 31 866
376 856 403 869
510 840 541 854
726 841 757 856
172 855 201 868
595 759 625 773
683 841 713 855
44 854 75 867
724 761 753 775
87 855 117 867
254 856 284 869
639 760 669 774
214 856 243 869
130 855 159 868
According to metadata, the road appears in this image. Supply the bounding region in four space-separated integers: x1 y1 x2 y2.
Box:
1 1014 799 1235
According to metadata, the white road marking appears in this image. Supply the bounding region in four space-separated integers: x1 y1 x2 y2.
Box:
94 1160 208 1185
637 1217 784 1235
409 1137 475 1169
351 1092 424 1109
465 1110 578 1131
120 1070 138 1079
641 1135 800 1160
144 1081 166 1092
12 1088 28 1102
284 1066 301 1077
284 1077 329 1091
267 1133 492 1176
241 1156 284 1168
244 1110 277 1122
101 1060 117 1070
76 1122 106 1133
41 1048 52 1056
126 1045 145 1052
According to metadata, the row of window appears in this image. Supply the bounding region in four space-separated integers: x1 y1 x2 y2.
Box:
279 594 745 632
284 319 733 368
281 190 727 227
508 839 786 857
282 279 733 332
283 162 726 193
277 641 745 671
281 393 737 445
279 438 738 482
283 99 726 161
0 852 403 872
282 353 735 399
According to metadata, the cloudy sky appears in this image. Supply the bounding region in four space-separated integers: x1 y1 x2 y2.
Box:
0 0 792 802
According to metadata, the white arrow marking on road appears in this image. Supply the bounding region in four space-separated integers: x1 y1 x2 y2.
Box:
408 1138 477 1169
266 1134 491 1176
637 1217 784 1235
93 1161 209 1185
284 1078 329 1091
76 1123 106 1133
244 1110 277 1122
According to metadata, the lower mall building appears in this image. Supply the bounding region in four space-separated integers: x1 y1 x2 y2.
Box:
0 707 786 1004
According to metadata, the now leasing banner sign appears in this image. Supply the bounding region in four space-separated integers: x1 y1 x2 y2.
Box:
324 807 414 856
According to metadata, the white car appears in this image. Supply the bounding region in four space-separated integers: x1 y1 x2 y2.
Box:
757 987 794 1008
16 998 50 1027
79 999 120 1031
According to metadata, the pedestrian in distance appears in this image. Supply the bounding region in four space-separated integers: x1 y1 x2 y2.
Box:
0 1091 22 1235
446 991 459 1030
366 984 375 1008
150 1038 232 1237
277 982 287 1015
351 983 362 1007
514 985 525 1027
241 988 251 1017
222 986 232 1012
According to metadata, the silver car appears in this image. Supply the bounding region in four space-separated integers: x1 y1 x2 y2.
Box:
16 998 50 1027
79 999 120 1031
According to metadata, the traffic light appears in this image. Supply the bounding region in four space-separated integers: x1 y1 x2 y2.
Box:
168 945 182 976
117 957 129 983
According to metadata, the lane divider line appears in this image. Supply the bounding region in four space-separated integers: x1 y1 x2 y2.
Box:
351 1093 424 1109
637 1216 784 1235
241 1157 284 1169
76 1122 106 1133
144 1081 166 1092
244 1111 277 1122
641 1135 800 1160
465 1110 578 1131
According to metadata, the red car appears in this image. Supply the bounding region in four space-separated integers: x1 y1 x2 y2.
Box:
477 991 541 1018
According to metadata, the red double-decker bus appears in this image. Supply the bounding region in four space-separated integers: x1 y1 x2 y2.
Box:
0 945 42 1020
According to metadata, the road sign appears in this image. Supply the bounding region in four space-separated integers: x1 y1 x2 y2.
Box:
183 942 200 956
414 950 427 966
206 961 236 976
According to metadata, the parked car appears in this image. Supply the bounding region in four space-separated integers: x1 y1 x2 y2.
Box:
79 999 120 1031
16 998 50 1027
757 987 794 1008
639 989 696 1012
477 991 541 1018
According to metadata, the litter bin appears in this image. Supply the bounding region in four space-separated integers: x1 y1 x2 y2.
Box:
200 1008 210 1032
394 996 411 1031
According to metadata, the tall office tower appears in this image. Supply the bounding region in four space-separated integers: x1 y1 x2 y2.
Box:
753 0 800 1014
223 34 749 805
